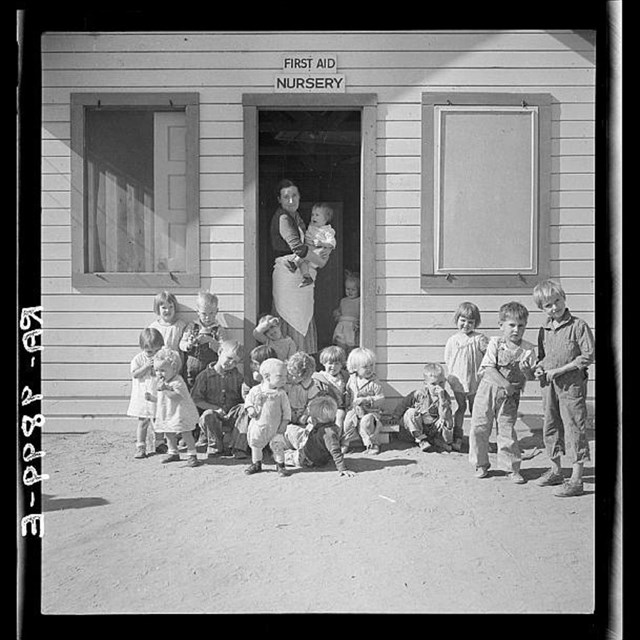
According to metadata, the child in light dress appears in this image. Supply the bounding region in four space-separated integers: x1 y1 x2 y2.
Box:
283 395 355 477
244 358 292 477
444 302 489 451
253 314 298 361
148 291 188 365
312 345 349 431
532 280 595 497
146 347 202 468
332 271 360 353
342 347 385 455
468 302 536 484
393 363 455 453
126 328 166 459
179 290 225 389
285 203 336 288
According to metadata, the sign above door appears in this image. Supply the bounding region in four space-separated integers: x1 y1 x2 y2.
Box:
275 54 346 92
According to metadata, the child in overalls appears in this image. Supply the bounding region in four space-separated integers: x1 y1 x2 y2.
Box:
180 290 224 389
468 302 536 484
532 280 594 497
393 363 455 452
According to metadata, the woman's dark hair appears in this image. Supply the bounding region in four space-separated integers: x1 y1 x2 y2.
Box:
276 178 299 200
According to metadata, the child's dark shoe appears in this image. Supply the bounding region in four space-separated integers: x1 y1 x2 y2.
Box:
161 453 181 464
451 438 463 452
232 448 248 459
186 455 203 468
535 468 564 487
475 465 489 479
276 462 291 477
244 461 262 475
554 480 584 497
155 442 168 455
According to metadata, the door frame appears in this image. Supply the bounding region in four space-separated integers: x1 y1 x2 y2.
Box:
242 93 378 356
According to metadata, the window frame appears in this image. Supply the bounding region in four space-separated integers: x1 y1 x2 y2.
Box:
420 92 552 289
70 92 200 289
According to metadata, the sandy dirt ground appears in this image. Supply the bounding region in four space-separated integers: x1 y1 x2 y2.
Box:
38 419 595 615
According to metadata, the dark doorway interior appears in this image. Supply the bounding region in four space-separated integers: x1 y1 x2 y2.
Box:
258 110 362 351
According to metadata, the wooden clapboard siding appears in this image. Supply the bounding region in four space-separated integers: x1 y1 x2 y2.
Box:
40 30 596 430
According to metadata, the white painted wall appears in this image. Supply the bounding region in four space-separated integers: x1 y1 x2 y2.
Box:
41 30 596 430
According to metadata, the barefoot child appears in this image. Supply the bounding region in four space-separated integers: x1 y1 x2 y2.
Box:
190 340 244 459
283 395 355 477
342 347 385 455
332 271 360 353
285 203 336 288
444 302 489 451
393 363 455 453
244 358 292 477
468 302 536 484
147 347 202 467
127 328 166 458
532 280 594 497
253 314 298 362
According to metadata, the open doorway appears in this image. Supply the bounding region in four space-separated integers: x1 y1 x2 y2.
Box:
257 110 362 351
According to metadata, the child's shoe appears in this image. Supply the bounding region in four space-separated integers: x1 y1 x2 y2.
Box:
299 275 313 288
276 462 291 477
285 260 297 273
232 448 248 459
244 461 262 475
509 471 527 484
535 468 564 487
155 442 168 455
134 445 146 459
366 444 381 455
341 443 351 455
418 439 430 451
475 465 489 479
451 438 463 452
554 480 584 497
161 453 181 464
186 455 203 468
195 435 208 449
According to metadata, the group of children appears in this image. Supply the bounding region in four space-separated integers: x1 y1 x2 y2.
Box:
127 280 594 497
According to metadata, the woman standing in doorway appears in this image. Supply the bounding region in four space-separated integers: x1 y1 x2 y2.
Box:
270 179 330 355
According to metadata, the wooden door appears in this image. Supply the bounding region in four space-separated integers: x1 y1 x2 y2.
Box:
154 111 187 272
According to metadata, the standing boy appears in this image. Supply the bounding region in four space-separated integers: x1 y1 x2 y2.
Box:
533 280 595 497
468 302 536 484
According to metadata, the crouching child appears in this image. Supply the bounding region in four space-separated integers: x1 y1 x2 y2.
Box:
393 362 456 452
284 395 355 477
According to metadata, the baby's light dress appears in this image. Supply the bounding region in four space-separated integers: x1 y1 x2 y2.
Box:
154 375 200 433
444 332 489 395
245 385 291 449
333 296 360 348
